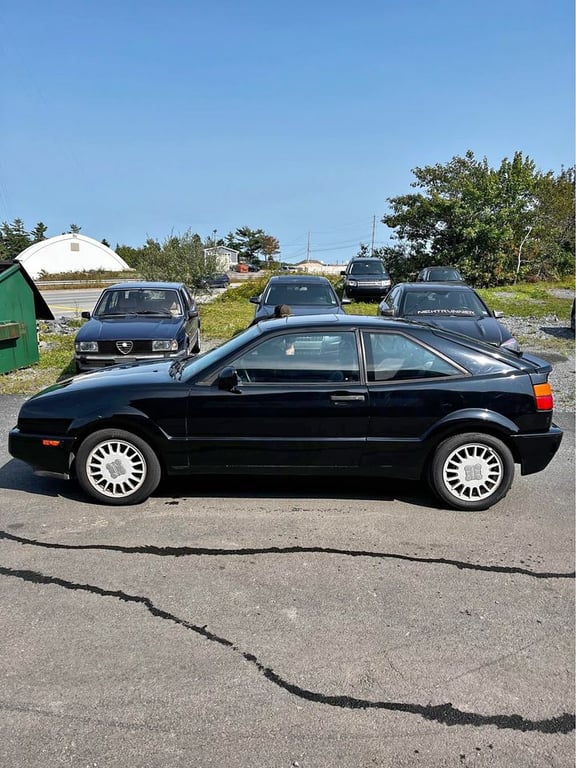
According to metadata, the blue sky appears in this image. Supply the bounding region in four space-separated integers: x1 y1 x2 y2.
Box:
0 0 573 264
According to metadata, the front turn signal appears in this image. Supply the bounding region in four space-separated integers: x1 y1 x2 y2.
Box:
533 383 554 411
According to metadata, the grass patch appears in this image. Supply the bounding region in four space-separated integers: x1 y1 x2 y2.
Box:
477 280 575 320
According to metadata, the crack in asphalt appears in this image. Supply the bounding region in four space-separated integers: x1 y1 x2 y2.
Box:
1 563 573 734
1 530 573 579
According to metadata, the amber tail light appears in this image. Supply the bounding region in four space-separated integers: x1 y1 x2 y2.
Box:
533 383 554 411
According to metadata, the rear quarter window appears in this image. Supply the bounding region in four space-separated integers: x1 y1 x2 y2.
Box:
428 331 520 376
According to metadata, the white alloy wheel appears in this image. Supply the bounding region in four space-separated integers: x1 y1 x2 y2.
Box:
430 432 514 511
76 429 161 505
442 442 504 502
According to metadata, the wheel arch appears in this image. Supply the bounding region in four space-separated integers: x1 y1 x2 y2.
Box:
420 410 522 478
67 414 168 478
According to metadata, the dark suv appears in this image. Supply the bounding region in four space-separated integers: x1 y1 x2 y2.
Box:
341 258 391 301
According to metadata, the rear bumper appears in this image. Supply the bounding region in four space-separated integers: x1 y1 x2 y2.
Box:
509 424 563 475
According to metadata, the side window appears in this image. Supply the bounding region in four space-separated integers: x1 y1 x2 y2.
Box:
363 331 464 382
231 332 360 384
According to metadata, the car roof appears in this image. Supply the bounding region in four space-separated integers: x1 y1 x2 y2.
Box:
265 274 333 284
105 281 185 291
396 282 473 292
421 265 460 271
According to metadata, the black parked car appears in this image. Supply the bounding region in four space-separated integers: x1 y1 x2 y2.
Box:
250 274 348 323
10 314 562 510
341 258 392 301
378 282 521 353
203 273 231 289
416 266 465 283
74 281 200 372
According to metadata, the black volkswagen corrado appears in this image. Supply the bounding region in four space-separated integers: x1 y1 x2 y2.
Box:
9 314 562 510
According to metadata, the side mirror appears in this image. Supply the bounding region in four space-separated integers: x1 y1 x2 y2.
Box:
493 310 504 318
379 306 395 317
81 311 91 320
218 366 241 392
249 295 260 305
341 296 352 304
340 270 346 276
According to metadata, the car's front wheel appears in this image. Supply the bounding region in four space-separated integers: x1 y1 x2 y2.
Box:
429 432 514 511
75 429 161 505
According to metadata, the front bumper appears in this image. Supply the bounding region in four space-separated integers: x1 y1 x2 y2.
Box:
75 351 184 372
8 427 75 474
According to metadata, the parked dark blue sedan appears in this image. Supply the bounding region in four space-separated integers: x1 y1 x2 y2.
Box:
250 274 349 323
10 314 562 511
74 281 200 372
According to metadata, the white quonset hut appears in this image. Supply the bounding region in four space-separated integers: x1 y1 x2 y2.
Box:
16 233 132 279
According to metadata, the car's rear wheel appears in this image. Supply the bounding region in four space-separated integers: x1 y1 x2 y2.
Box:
75 429 161 505
429 432 514 511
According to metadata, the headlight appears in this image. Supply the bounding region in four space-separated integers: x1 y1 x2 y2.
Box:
152 339 179 352
75 341 98 352
347 279 358 287
500 337 521 354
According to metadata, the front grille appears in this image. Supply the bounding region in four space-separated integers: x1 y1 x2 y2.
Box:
98 340 154 354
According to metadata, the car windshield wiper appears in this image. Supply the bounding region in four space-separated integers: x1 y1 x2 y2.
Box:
137 309 173 316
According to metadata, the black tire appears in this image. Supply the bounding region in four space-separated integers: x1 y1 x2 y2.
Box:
429 432 514 511
75 429 161 505
191 328 201 354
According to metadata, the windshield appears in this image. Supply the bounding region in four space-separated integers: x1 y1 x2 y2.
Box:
349 261 388 277
176 325 261 379
403 290 489 316
426 268 461 281
263 283 338 306
94 288 182 317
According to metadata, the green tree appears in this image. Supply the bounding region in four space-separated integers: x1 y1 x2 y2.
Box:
382 151 574 286
225 226 280 264
134 230 219 289
30 222 48 243
0 218 32 261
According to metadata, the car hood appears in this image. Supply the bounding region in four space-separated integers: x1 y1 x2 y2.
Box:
406 314 513 345
76 316 183 341
23 359 177 406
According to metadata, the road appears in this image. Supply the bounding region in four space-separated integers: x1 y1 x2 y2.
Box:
40 287 104 318
40 282 246 319
0 398 573 767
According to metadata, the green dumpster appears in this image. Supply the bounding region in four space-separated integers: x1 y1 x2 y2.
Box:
0 261 53 374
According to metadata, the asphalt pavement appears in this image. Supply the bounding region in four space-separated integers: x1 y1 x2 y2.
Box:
0 398 574 767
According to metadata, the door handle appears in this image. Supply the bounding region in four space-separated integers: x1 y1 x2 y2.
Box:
330 394 366 402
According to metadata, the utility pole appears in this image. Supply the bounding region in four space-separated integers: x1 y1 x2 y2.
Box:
370 215 376 257
306 231 310 262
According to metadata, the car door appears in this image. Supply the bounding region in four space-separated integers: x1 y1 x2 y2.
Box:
360 329 470 478
180 286 200 343
185 330 369 471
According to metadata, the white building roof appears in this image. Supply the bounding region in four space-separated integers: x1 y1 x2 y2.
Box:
16 233 132 279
